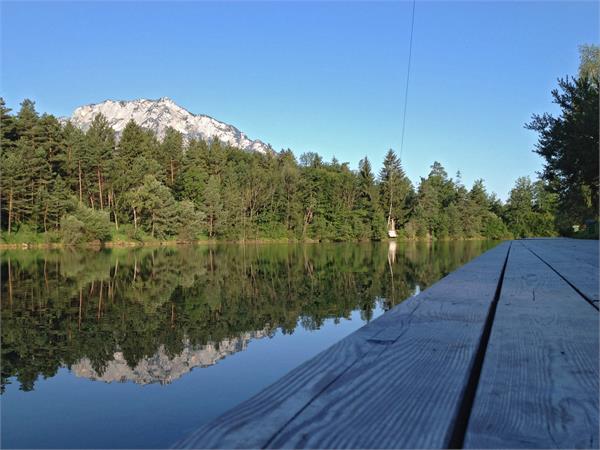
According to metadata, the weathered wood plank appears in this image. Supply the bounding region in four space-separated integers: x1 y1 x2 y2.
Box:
178 242 511 449
522 238 599 268
464 242 599 449
521 239 599 303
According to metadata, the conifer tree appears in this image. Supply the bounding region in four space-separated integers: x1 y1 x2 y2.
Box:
160 127 184 186
379 149 413 228
526 45 599 231
84 114 115 210
203 176 223 237
0 98 17 151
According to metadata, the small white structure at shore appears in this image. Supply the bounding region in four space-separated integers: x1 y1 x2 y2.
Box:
387 218 397 238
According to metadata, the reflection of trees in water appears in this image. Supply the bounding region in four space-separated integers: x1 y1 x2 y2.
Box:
1 241 497 392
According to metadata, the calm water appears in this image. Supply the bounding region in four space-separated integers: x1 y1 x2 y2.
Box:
1 241 498 448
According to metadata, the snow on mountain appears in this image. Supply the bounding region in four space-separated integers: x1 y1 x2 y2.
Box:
67 97 271 154
71 330 270 385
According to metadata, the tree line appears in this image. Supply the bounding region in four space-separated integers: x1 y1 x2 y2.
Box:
0 46 597 243
0 102 559 243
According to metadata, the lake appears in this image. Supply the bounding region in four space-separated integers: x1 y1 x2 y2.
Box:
1 241 498 448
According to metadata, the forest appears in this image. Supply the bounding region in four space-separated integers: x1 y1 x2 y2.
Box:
0 47 597 244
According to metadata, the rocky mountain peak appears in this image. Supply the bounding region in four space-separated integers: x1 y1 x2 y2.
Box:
67 97 271 154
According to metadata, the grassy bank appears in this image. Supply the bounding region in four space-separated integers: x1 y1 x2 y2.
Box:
0 230 509 250
3 224 593 251
0 229 326 249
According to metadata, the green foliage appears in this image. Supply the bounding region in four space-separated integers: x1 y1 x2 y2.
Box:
482 213 510 240
379 149 413 227
201 175 223 237
578 44 600 80
1 225 49 245
60 215 86 244
502 177 558 238
74 206 112 242
526 45 599 234
4 83 586 243
61 206 112 244
176 200 204 241
126 175 178 238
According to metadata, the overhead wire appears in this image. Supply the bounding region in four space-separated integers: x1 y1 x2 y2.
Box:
399 0 416 162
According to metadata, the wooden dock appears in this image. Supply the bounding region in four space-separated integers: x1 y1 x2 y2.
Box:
177 239 599 449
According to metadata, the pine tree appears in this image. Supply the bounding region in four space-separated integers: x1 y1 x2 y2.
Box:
15 99 41 144
357 157 385 240
126 176 178 238
119 120 149 164
12 101 54 230
62 123 87 205
526 45 599 231
414 179 440 238
202 176 223 237
47 176 72 230
84 114 115 210
378 149 413 228
0 98 18 152
176 200 204 241
278 149 301 234
159 127 184 186
0 151 27 233
504 177 535 238
0 98 18 231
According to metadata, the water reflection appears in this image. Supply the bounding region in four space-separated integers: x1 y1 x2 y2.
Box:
1 241 497 392
71 333 268 385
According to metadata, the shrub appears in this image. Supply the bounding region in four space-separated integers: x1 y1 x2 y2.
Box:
482 214 511 240
60 215 85 245
75 207 112 242
60 207 112 245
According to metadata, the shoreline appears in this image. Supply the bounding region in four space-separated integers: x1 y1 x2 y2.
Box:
0 236 497 250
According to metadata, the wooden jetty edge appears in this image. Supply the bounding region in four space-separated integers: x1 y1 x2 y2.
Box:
176 239 599 449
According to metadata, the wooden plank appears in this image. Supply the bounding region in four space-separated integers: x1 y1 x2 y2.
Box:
464 242 599 448
522 238 599 268
179 242 511 449
521 239 599 303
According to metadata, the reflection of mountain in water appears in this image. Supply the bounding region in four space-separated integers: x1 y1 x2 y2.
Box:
72 331 269 385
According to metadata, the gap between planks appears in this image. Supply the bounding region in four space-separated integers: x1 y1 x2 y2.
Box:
520 240 599 311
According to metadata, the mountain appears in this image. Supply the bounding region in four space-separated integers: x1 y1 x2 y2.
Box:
67 97 271 154
71 330 270 385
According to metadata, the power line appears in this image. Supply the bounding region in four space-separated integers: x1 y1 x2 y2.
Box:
399 0 416 162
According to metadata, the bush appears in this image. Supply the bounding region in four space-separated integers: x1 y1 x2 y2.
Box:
0 224 44 244
75 207 112 242
60 207 112 245
44 231 62 243
60 215 85 245
482 214 511 240
402 220 418 240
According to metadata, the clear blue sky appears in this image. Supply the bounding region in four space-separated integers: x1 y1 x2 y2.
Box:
1 1 598 199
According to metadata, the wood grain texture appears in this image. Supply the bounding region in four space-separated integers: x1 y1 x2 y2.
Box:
521 239 599 302
521 238 599 267
464 242 599 449
178 242 511 449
